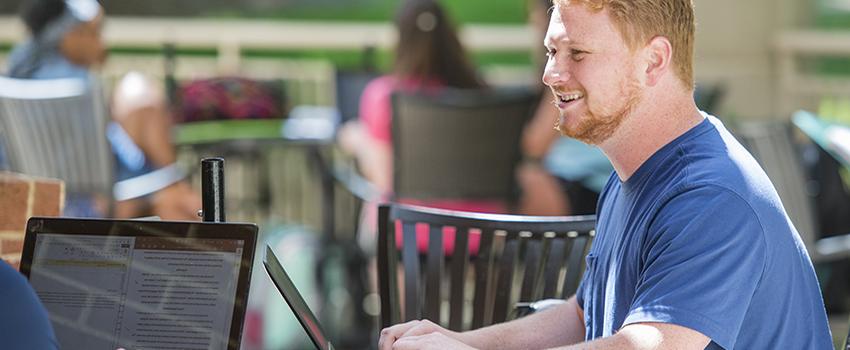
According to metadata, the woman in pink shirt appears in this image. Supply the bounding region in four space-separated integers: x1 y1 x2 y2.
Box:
339 0 497 255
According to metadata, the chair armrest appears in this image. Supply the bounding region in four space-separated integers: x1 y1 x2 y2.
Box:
815 233 850 262
113 163 187 201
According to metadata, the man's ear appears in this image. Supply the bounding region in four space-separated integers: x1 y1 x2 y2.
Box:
643 36 673 87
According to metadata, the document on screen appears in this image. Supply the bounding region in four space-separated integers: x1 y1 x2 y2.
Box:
28 234 244 350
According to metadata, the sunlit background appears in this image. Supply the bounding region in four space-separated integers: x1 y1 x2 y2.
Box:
2 0 850 349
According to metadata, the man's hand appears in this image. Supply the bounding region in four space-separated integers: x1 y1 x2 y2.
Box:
379 319 470 350
392 332 477 350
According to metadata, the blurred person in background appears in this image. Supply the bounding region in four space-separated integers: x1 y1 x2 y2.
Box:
339 0 486 199
5 0 200 220
339 0 505 253
516 0 613 216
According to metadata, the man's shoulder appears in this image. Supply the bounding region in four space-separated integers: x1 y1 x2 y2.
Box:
666 116 778 209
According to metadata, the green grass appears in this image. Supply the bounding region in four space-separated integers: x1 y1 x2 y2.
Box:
815 14 850 29
2 0 534 72
206 0 526 24
810 0 850 76
810 57 850 76
95 0 534 72
815 0 850 28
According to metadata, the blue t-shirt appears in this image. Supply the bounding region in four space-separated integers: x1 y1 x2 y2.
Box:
0 262 58 350
576 115 832 349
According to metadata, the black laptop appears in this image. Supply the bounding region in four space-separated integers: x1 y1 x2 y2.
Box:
263 244 334 350
20 217 258 350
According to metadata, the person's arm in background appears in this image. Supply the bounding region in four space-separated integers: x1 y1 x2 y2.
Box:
522 90 562 160
337 76 394 193
337 121 393 193
111 72 200 220
380 295 585 350
517 91 571 215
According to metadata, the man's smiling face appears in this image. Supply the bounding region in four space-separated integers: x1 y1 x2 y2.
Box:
542 3 643 145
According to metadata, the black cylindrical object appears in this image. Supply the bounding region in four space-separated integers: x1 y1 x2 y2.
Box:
201 157 225 222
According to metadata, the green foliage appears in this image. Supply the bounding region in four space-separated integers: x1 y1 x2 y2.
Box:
815 0 850 28
207 0 526 24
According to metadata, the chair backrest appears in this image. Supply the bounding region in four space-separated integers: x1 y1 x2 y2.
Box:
334 69 379 123
733 122 821 261
377 203 595 331
0 76 113 199
390 87 536 201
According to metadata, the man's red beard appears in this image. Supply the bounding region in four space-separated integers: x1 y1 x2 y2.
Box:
555 78 642 145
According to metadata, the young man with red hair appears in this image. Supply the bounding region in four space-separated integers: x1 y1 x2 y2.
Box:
378 0 832 348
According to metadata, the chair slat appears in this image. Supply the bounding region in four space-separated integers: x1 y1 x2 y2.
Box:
377 205 400 328
492 231 520 324
562 234 593 297
518 234 540 302
519 235 552 301
402 221 421 321
543 236 571 298
424 224 444 323
448 225 470 331
471 228 496 330
530 233 554 301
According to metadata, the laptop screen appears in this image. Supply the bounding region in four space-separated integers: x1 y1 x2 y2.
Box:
263 245 332 350
20 217 257 350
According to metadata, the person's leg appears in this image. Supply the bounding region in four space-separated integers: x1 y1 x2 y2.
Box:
111 72 201 220
112 71 176 167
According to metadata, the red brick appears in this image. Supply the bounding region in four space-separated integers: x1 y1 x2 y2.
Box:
0 173 32 231
0 173 63 269
31 179 64 217
0 236 25 255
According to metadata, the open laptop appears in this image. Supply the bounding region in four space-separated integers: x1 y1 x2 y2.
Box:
263 244 334 350
20 217 258 350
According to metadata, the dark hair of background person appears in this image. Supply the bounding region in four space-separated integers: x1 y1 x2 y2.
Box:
392 0 485 89
529 0 552 13
19 0 67 36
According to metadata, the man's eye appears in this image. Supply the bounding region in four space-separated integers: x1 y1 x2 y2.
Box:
570 49 587 61
545 49 556 58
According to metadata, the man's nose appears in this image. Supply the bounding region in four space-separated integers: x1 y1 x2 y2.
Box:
542 60 570 87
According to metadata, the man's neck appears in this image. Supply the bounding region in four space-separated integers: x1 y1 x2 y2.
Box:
597 88 704 182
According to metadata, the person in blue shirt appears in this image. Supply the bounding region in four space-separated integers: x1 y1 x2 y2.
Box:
377 0 833 349
0 261 58 350
4 0 200 220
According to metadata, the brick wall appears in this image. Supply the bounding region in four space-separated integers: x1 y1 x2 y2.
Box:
0 172 64 270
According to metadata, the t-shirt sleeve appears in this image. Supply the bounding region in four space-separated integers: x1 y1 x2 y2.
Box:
624 185 766 349
358 76 394 145
0 262 59 350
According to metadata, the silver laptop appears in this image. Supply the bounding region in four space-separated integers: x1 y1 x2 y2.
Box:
20 217 258 350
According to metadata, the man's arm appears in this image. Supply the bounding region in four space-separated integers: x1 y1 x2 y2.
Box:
379 296 585 350
553 322 709 350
